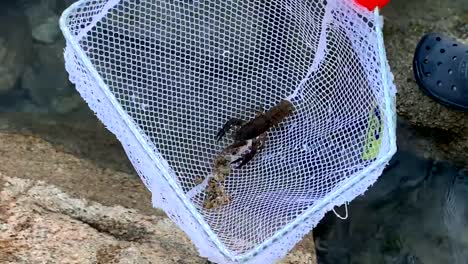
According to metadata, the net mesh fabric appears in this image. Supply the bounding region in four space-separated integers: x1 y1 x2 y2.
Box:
60 0 396 263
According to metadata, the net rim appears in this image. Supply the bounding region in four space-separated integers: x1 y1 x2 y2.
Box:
58 1 397 262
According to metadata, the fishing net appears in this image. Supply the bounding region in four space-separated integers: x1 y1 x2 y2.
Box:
59 0 397 263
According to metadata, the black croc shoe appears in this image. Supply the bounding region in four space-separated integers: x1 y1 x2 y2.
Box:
413 33 468 111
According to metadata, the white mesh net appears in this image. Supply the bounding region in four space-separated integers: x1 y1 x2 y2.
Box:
59 0 397 263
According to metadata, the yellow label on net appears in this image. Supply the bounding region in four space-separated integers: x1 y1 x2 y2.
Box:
362 104 384 160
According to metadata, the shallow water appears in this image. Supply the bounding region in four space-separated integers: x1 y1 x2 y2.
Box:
314 144 468 264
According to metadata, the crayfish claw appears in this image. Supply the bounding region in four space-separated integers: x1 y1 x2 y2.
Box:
215 118 244 141
231 148 257 169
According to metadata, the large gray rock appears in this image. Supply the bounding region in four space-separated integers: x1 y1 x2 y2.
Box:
0 176 206 264
382 0 468 165
0 8 32 94
0 175 316 264
0 131 317 264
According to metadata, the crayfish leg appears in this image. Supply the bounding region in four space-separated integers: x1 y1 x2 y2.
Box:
215 118 244 141
231 147 258 168
225 139 248 150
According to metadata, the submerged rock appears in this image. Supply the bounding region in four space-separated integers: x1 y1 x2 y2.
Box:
32 15 60 44
21 39 77 112
12 0 82 114
22 0 60 27
50 93 85 114
0 8 32 94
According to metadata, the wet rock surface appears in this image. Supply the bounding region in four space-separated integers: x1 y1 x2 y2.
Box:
382 0 468 165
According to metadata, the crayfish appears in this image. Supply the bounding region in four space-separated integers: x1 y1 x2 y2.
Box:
215 99 295 168
201 99 295 209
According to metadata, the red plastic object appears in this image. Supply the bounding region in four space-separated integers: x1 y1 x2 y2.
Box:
354 0 390 11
